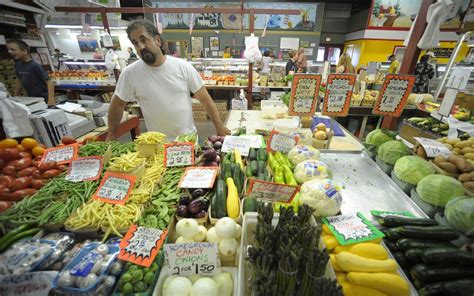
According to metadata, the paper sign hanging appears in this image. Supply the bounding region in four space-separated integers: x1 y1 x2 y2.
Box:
267 131 299 154
221 136 252 156
288 74 322 116
438 88 458 117
164 142 194 168
372 74 416 117
247 179 299 203
41 143 78 165
322 212 385 246
164 242 221 276
414 137 452 158
119 225 168 267
178 167 218 189
65 156 103 182
93 172 136 205
370 210 416 219
322 74 356 117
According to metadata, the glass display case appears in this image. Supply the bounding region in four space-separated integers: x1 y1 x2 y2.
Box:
63 59 107 71
189 58 253 86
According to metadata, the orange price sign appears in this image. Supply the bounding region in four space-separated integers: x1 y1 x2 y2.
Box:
247 179 299 203
118 225 168 267
288 74 322 116
373 74 416 117
163 142 195 167
93 171 136 205
41 143 78 165
322 74 356 117
266 131 299 154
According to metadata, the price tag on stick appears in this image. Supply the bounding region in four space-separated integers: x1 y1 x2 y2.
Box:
267 131 299 153
178 167 218 189
41 143 78 165
164 142 195 167
322 212 385 246
247 179 299 203
288 74 322 116
65 156 103 182
164 242 221 276
119 225 168 267
373 74 416 117
93 172 136 205
322 74 356 117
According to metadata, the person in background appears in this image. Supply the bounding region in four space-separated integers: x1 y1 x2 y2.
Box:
260 50 274 74
388 54 400 74
285 50 298 75
296 48 307 73
336 53 355 74
6 39 54 106
93 48 104 59
53 48 65 70
413 53 435 94
128 47 137 59
223 46 232 58
107 19 230 141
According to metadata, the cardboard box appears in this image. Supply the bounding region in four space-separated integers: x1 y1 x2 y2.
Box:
399 122 439 144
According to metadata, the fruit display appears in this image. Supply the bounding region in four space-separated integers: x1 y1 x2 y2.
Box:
49 70 112 82
361 90 379 107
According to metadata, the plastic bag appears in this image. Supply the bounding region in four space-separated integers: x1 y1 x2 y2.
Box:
244 34 262 63
0 92 34 138
231 89 248 110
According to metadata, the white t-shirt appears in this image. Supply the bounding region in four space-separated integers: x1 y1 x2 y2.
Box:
261 56 272 73
114 56 204 139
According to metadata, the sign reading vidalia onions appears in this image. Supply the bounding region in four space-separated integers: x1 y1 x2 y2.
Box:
373 74 416 117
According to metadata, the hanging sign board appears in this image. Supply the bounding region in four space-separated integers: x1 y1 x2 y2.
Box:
118 225 168 267
65 156 103 182
267 131 299 154
178 167 219 189
164 142 195 168
322 212 385 246
164 242 221 276
247 179 299 203
288 74 322 116
93 172 136 205
322 74 356 117
41 143 78 165
372 74 416 117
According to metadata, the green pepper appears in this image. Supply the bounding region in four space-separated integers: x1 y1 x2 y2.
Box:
268 153 279 171
274 166 285 184
282 165 298 186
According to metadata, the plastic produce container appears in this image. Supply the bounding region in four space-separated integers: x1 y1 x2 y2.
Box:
410 189 444 218
390 171 415 194
261 100 288 119
375 156 394 175
273 117 300 134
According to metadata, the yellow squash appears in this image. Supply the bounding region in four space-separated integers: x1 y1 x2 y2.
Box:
347 272 409 296
226 178 240 218
336 252 397 273
349 243 388 260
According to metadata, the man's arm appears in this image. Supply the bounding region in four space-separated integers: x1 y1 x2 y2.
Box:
47 80 55 106
194 86 230 136
106 95 128 141
14 80 22 96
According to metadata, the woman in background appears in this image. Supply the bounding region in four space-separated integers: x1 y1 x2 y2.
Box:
223 46 232 58
285 50 298 75
336 53 355 74
413 53 435 93
260 50 274 74
296 48 307 73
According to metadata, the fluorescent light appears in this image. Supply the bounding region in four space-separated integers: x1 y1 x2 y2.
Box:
45 25 127 29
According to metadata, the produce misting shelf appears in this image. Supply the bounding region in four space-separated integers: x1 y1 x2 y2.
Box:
319 151 428 219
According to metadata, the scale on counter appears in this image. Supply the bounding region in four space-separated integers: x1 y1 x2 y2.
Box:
64 112 97 139
9 97 47 113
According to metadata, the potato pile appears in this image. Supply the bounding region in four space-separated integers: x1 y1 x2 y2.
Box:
313 123 329 140
433 154 474 190
436 137 474 163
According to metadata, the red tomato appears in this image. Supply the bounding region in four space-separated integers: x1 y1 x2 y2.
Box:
0 175 15 187
0 188 11 200
32 170 42 179
42 169 62 179
2 148 20 161
61 136 77 145
0 159 6 170
10 188 37 201
8 158 32 171
19 151 32 159
2 166 16 177
9 177 32 191
18 167 37 177
0 201 13 212
31 179 48 189
38 161 57 172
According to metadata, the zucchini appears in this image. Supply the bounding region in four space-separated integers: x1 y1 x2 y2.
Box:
411 263 474 287
223 161 232 180
257 173 266 181
0 224 30 248
239 166 245 193
405 248 425 265
250 160 258 176
245 165 253 177
215 179 227 218
257 160 265 176
248 148 257 161
393 251 410 270
419 279 474 296
384 228 403 241
383 238 398 253
396 238 454 251
243 197 257 213
378 216 438 227
258 149 267 162
396 226 460 241
421 248 474 266
233 167 242 194
230 151 235 163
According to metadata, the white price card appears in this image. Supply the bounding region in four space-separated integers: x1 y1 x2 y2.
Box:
322 74 356 117
178 167 219 189
65 156 103 182
247 179 299 203
267 131 299 154
221 136 252 156
164 142 194 167
119 225 168 267
438 88 458 117
93 172 136 205
414 137 452 158
41 143 78 165
164 242 221 276
373 74 416 117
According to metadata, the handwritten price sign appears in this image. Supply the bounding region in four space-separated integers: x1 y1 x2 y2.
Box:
247 179 299 203
93 172 136 205
322 213 385 245
288 74 322 116
119 225 168 267
178 167 218 189
65 156 103 182
164 242 221 276
164 142 194 167
221 136 252 156
41 143 78 165
267 131 299 153
322 74 356 117
373 74 416 117
414 137 452 158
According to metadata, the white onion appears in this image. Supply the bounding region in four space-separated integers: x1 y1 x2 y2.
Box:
213 272 233 296
176 236 195 244
234 224 242 240
163 276 192 296
188 274 203 284
206 227 221 244
218 238 237 257
215 218 237 239
190 278 220 296
193 226 208 242
176 218 200 239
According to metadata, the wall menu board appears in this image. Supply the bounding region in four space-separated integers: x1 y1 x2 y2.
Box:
322 74 356 117
288 74 322 116
372 74 416 117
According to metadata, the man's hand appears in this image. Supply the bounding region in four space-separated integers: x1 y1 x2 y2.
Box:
216 125 231 136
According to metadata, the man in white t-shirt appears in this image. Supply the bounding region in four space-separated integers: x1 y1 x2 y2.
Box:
107 20 231 140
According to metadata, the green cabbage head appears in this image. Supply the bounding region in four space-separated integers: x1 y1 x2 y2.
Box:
445 196 474 236
417 174 465 206
365 129 394 148
394 156 435 185
377 140 410 165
